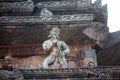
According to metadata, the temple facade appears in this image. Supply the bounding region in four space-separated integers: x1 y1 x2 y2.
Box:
0 0 119 79
0 0 109 69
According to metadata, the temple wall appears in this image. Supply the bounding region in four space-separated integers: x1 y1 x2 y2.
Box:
0 43 93 69
12 56 44 69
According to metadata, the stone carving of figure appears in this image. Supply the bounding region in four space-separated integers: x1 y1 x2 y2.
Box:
42 27 70 69
41 8 53 17
40 8 53 21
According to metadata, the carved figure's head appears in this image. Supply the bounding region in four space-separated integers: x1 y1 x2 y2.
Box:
48 27 60 40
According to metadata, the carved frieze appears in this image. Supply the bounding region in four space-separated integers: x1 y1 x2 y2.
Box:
0 0 34 15
0 14 94 25
19 66 120 79
36 0 91 11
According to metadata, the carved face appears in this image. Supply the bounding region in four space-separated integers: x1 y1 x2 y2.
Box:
51 35 58 44
49 27 60 40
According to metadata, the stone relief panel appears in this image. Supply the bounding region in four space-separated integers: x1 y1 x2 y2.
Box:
36 0 91 10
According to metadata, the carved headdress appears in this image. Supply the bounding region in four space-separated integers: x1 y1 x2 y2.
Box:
40 8 53 18
48 27 60 39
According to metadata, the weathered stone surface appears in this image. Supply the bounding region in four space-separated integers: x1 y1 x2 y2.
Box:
106 31 120 48
102 4 108 26
0 70 24 80
0 0 25 2
0 0 34 15
36 0 91 11
0 14 94 25
83 22 109 47
0 27 90 44
98 42 120 66
94 31 120 66
80 49 97 67
92 0 102 8
0 0 115 70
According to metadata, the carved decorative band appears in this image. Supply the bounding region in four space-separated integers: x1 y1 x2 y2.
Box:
36 0 91 11
0 14 94 25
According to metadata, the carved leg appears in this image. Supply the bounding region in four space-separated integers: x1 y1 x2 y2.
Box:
59 57 68 68
42 55 55 69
